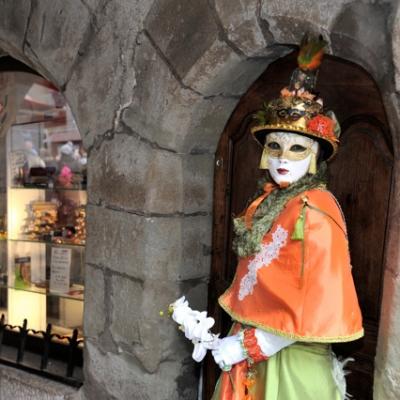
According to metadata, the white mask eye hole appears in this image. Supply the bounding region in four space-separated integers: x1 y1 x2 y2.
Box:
290 144 307 152
267 142 281 150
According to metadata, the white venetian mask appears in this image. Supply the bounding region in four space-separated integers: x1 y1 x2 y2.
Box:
265 131 319 185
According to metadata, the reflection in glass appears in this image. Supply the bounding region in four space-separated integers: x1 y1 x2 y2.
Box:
0 72 86 337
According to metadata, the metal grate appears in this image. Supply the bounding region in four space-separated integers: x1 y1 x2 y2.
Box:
0 314 83 387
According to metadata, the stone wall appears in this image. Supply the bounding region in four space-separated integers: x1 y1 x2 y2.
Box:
0 0 398 399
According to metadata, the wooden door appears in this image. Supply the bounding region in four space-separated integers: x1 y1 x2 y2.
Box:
204 52 393 400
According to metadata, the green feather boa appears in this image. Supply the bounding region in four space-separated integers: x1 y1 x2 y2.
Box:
233 163 328 257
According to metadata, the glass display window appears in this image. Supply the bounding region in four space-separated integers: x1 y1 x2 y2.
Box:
1 72 86 340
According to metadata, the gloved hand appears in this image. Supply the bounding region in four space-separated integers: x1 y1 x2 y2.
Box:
211 334 246 370
211 329 294 371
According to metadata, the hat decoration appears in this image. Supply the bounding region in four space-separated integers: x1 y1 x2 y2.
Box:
251 34 341 161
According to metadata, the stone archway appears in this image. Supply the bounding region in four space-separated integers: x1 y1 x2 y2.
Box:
0 1 398 399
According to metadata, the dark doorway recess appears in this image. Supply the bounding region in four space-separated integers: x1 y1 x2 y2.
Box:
204 51 393 400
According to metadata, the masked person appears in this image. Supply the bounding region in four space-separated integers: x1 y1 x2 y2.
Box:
210 36 363 400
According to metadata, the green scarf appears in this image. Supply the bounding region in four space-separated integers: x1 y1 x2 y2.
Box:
233 163 328 257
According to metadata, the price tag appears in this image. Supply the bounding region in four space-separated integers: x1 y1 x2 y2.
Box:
50 247 71 294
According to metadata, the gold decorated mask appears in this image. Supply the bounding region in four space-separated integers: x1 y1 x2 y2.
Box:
265 132 317 161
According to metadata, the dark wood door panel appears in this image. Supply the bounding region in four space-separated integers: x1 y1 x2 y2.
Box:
329 121 393 321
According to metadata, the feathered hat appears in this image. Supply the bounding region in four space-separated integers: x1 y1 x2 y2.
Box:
251 34 340 161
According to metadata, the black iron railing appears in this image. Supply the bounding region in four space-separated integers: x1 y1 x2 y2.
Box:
0 314 83 387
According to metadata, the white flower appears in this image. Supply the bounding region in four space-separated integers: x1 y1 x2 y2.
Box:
170 296 192 325
169 296 220 362
191 312 215 341
182 312 202 340
191 334 220 362
192 342 207 362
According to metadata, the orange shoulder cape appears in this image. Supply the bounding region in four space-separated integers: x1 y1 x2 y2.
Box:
219 189 363 342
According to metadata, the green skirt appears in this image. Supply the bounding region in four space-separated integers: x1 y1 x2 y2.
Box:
212 342 343 400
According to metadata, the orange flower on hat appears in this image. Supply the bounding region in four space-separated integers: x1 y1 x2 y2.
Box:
280 87 294 97
297 88 316 101
307 115 336 140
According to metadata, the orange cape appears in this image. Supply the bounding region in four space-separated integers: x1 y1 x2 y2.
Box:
219 189 363 342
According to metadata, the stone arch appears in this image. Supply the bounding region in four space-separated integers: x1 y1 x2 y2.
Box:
0 1 397 399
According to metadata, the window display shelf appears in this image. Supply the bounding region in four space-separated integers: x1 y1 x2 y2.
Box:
9 238 85 248
0 283 84 302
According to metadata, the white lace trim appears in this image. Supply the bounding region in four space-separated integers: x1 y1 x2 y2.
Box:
238 225 288 301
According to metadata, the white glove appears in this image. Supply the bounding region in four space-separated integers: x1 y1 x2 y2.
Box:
211 329 294 370
211 334 246 370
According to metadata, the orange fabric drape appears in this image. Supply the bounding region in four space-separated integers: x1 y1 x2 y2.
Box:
220 189 363 342
244 183 277 229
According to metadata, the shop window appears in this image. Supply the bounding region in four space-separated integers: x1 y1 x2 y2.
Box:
0 68 85 386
